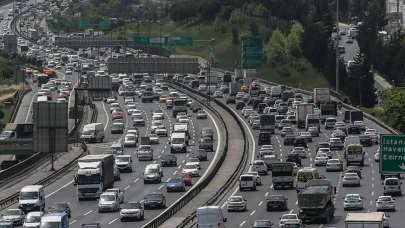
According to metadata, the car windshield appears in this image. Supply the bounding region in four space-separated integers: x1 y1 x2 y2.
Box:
100 195 115 201
145 168 159 174
346 195 360 200
116 157 130 162
4 209 20 216
20 191 38 200
184 164 197 169
39 222 59 228
282 215 297 220
125 135 136 140
25 214 41 223
379 197 392 201
146 194 162 200
229 197 242 202
123 202 141 209
172 138 184 144
254 220 272 226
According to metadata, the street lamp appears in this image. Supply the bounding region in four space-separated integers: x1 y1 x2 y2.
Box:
335 0 340 92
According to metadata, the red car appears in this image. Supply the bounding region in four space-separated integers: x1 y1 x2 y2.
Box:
181 173 192 186
112 111 124 120
58 91 69 99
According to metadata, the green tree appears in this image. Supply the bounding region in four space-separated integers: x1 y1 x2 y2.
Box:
381 88 405 132
253 3 268 18
229 8 245 26
249 21 259 36
231 26 240 45
266 29 288 64
287 22 304 59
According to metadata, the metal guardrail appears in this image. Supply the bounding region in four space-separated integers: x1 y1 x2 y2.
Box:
142 82 250 228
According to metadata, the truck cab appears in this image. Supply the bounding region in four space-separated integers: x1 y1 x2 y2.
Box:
39 213 69 228
170 132 187 153
19 185 45 213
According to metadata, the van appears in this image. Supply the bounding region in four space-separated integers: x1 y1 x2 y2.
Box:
251 160 268 175
143 164 163 184
384 178 402 196
80 123 104 143
39 213 69 228
239 174 256 191
197 206 226 228
170 132 187 153
19 185 45 213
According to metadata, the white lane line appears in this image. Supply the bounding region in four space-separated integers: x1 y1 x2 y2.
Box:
258 201 263 206
69 220 77 225
108 218 118 224
295 201 298 205
25 92 35 123
265 192 269 197
46 180 73 198
221 187 239 208
134 177 139 183
182 160 185 164
84 210 93 216
173 170 177 175
250 210 255 216
124 185 130 191
289 209 294 213
102 102 110 132
240 220 246 227
158 184 164 190
178 165 182 169
372 191 375 196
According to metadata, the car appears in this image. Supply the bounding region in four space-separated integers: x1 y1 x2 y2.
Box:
226 196 247 212
120 202 144 221
354 121 366 131
308 126 319 137
0 209 24 226
23 211 44 228
376 196 396 211
251 160 268 175
155 127 168 137
293 137 307 148
143 192 166 209
98 192 120 212
365 132 379 144
291 147 306 158
375 152 380 162
48 202 71 218
112 111 124 120
160 154 177 167
133 116 145 126
123 133 137 147
342 173 361 187
344 194 363 210
166 177 186 192
345 166 362 178
196 110 207 119
318 147 332 158
181 173 192 186
187 157 201 170
149 134 159 144
114 164 121 181
279 214 300 228
299 131 312 143
314 154 328 166
246 171 262 186
359 135 373 147
111 121 125 134
115 155 133 172
199 137 213 151
182 163 200 177
284 135 295 145
266 195 288 211
281 127 294 137
105 188 125 204
330 137 343 150
253 220 273 228
226 97 235 104
326 159 343 172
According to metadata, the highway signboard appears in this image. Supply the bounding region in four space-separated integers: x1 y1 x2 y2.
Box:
241 36 263 69
133 36 193 47
380 135 405 173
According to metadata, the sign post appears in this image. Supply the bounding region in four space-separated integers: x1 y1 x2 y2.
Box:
380 135 405 174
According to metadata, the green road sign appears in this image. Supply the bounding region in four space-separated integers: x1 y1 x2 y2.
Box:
133 36 192 47
380 135 405 173
79 19 90 30
98 19 111 31
134 36 150 46
167 36 192 46
241 36 263 69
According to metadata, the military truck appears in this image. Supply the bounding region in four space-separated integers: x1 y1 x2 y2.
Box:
298 179 335 224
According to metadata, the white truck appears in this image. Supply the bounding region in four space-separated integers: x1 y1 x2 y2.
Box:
170 132 187 153
76 154 114 200
296 103 314 128
345 212 384 228
313 88 330 105
80 123 105 143
271 162 295 189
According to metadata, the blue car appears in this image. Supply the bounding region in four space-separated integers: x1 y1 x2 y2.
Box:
166 178 186 192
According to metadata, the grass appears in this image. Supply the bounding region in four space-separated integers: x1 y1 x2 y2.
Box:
0 84 22 103
111 19 329 89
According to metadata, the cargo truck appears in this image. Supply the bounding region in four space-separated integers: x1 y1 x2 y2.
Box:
320 102 338 123
298 179 335 223
230 82 241 96
344 111 364 123
258 131 271 146
296 103 314 128
76 154 114 200
345 144 364 166
172 98 188 117
259 114 275 134
271 162 294 189
313 88 330 106
345 212 384 228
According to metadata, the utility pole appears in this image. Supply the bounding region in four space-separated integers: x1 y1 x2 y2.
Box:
207 38 215 104
335 0 340 92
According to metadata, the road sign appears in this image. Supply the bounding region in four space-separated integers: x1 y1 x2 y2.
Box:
241 36 263 69
380 135 405 173
167 36 192 46
133 36 193 47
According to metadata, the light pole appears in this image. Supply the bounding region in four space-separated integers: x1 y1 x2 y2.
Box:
335 0 340 92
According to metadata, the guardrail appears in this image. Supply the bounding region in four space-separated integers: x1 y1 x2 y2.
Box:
142 82 250 228
9 89 30 123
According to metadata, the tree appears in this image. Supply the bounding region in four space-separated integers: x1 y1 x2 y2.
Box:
265 29 288 64
287 22 304 59
381 88 405 132
249 21 259 36
229 8 245 26
231 27 240 45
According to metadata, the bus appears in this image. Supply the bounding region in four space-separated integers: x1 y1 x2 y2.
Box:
296 167 320 192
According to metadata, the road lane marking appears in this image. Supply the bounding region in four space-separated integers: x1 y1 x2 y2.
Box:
102 102 110 132
108 218 118 224
46 180 73 198
240 220 246 227
124 185 130 191
265 192 269 197
158 184 164 190
84 210 93 216
69 220 77 225
258 201 263 206
289 209 294 213
134 178 139 183
250 210 255 216
173 170 177 175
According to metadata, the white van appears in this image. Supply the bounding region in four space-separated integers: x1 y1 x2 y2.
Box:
384 178 402 196
39 213 69 228
197 206 226 228
80 123 104 143
19 185 45 212
239 174 256 191
170 132 187 153
143 164 163 184
251 160 268 175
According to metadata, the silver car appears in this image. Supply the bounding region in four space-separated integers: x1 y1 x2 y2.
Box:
342 173 361 187
376 196 396 211
1 209 24 226
227 196 247 212
98 192 120 212
343 194 363 210
326 159 343 172
23 211 44 228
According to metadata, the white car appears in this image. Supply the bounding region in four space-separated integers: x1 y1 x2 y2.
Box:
251 160 268 175
292 147 306 158
226 196 247 212
376 196 396 211
149 134 159 144
314 153 328 166
124 133 137 147
279 214 300 228
318 147 332 158
326 159 343 171
105 97 116 104
23 211 44 228
182 163 200 177
98 192 120 212
365 132 379 144
342 173 361 187
120 202 144 221
105 188 125 204
344 194 363 210
187 157 201 169
246 171 262 186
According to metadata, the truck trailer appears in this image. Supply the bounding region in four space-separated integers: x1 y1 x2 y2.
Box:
296 103 314 128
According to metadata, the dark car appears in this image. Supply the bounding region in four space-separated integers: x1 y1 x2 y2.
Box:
236 101 245 110
191 104 202 113
347 125 361 135
266 195 288 211
201 128 214 140
199 137 213 151
143 192 166 209
359 135 372 147
0 221 13 228
81 224 101 228
253 220 274 228
294 137 307 148
226 97 235 104
160 154 177 167
48 202 71 218
166 178 186 192
286 153 301 166
283 135 295 146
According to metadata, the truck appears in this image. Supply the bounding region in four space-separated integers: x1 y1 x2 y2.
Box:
320 102 337 122
344 110 364 123
271 162 294 189
258 131 272 146
345 144 364 166
249 81 260 97
172 98 188 117
313 88 330 106
345 212 384 228
296 103 314 128
230 82 241 96
298 179 335 224
137 137 153 160
76 154 114 200
173 123 190 140
305 113 320 130
259 114 275 134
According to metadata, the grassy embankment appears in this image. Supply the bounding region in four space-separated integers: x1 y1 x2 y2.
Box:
111 20 329 90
